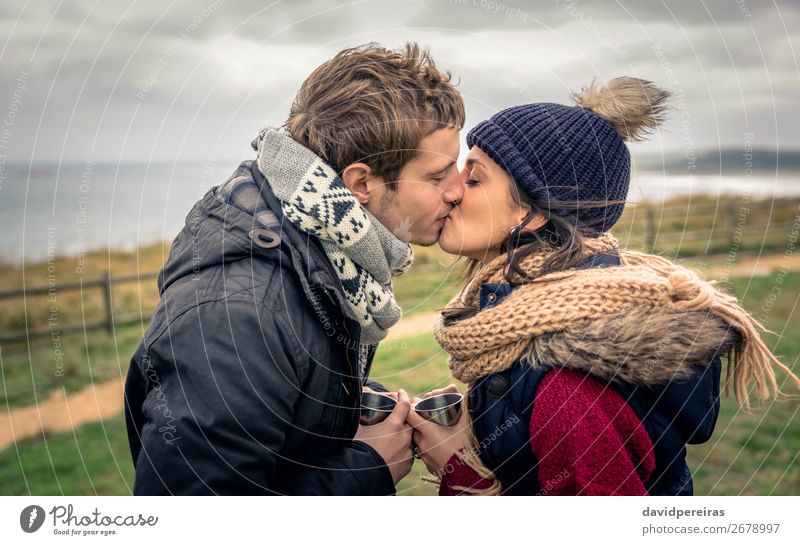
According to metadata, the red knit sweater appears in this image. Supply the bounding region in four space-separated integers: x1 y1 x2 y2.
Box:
439 368 657 495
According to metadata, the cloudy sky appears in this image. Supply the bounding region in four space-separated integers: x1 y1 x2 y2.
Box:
1 0 798 164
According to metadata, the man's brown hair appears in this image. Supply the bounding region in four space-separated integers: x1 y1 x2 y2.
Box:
285 42 465 186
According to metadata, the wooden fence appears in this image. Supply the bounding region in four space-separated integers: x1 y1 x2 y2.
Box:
625 200 797 250
0 271 157 344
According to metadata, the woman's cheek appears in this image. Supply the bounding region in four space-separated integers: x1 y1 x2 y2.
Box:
486 223 507 253
440 217 461 251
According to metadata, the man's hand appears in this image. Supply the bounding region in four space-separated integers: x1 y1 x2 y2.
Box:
416 384 460 401
406 384 469 474
355 389 414 484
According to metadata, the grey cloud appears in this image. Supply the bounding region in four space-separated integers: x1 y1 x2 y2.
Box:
0 0 798 163
404 0 775 33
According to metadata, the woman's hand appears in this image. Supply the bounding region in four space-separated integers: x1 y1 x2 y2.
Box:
406 384 470 475
362 385 398 400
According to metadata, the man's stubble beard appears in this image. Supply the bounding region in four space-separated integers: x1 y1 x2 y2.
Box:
378 187 441 247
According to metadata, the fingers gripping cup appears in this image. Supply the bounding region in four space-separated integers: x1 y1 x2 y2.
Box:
359 391 397 426
412 393 463 427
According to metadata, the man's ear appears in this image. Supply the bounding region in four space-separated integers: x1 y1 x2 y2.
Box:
340 163 375 205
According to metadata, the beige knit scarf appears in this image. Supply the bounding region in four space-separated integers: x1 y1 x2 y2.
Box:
431 233 800 495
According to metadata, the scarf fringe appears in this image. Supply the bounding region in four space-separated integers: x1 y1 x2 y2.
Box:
625 250 800 411
422 424 504 496
449 425 504 495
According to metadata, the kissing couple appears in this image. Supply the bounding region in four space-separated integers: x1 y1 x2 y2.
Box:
124 42 799 496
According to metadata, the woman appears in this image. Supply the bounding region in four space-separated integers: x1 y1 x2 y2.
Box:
406 77 800 495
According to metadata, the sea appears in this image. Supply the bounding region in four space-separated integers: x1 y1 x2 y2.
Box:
1 160 799 264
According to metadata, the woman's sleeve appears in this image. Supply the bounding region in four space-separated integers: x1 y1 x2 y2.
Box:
530 368 656 495
438 450 495 496
439 368 656 496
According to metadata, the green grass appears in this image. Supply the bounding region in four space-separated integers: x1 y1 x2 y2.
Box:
370 333 457 397
0 413 134 495
727 273 800 358
0 322 146 410
392 263 462 317
1 256 798 496
684 272 800 495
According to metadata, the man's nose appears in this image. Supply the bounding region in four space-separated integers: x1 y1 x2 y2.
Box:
441 169 464 205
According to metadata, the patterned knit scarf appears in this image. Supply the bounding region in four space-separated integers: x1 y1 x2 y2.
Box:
432 233 800 494
253 128 414 347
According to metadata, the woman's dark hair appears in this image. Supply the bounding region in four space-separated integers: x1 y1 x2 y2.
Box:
442 180 624 323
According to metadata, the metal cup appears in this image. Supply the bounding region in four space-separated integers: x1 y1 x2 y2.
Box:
359 391 397 426
413 393 463 427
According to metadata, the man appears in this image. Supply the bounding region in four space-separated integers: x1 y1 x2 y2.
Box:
124 42 465 494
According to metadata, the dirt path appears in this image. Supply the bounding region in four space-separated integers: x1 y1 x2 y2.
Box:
0 311 439 450
3 251 799 450
0 377 124 450
384 311 437 341
690 252 800 279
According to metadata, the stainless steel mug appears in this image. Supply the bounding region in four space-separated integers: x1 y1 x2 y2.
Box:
359 391 397 426
413 393 463 427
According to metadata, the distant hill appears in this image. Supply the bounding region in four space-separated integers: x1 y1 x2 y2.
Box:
633 148 800 174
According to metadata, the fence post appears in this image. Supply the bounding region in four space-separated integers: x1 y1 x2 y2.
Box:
726 202 738 246
101 270 114 336
646 208 656 251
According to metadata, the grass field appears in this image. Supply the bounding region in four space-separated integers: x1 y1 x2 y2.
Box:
1 261 798 495
1 195 799 496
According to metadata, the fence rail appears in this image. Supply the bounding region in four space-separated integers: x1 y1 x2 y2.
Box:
624 200 784 250
0 271 157 344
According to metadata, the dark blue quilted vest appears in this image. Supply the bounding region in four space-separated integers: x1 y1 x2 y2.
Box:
467 250 722 495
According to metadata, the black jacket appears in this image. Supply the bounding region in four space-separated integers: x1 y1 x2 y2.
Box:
124 161 395 495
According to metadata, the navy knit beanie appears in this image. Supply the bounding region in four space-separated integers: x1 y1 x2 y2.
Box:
467 77 670 236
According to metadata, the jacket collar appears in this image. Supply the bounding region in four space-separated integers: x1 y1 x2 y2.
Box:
479 248 621 310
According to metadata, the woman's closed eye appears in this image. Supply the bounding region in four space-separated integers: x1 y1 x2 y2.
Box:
466 178 480 187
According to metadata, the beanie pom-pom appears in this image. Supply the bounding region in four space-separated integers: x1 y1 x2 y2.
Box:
571 77 670 142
